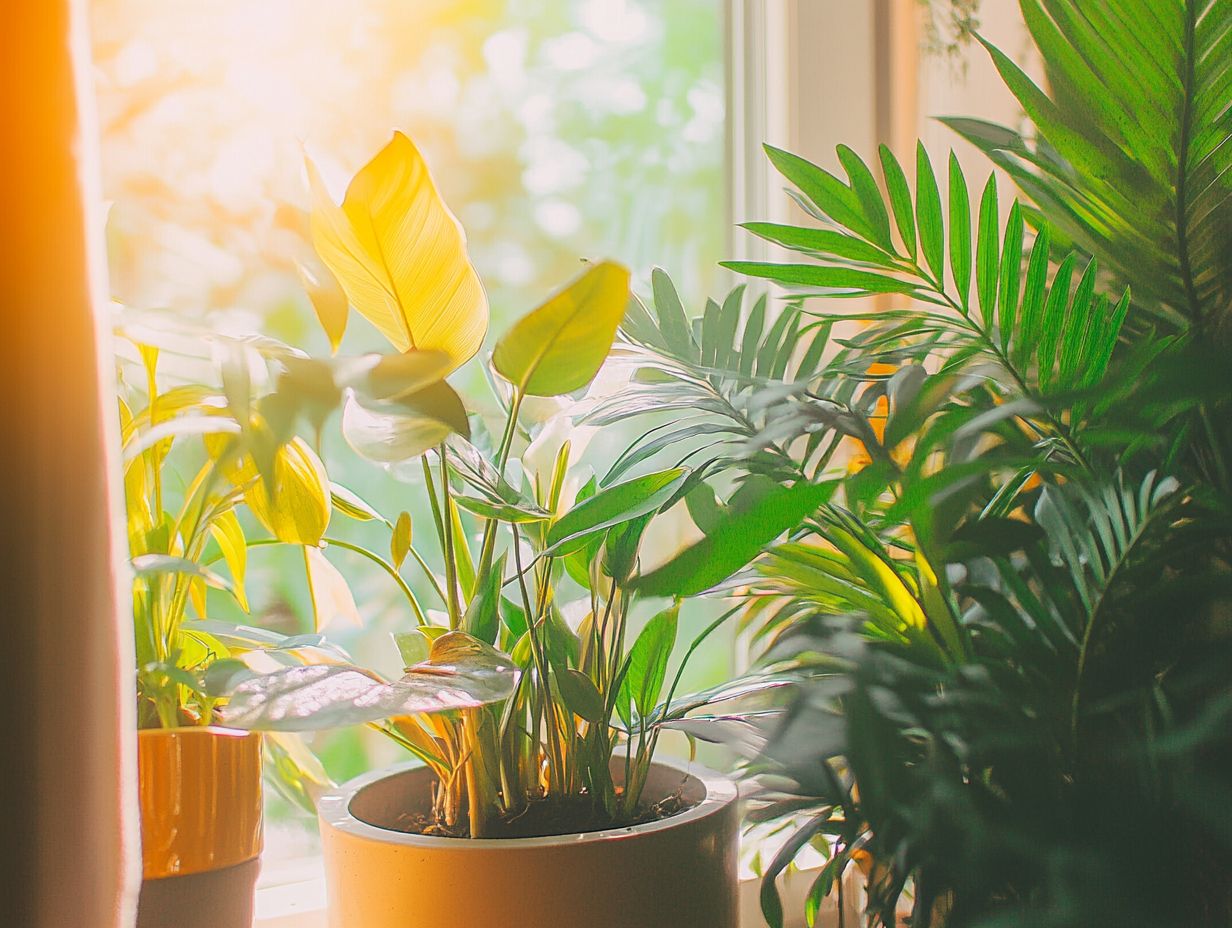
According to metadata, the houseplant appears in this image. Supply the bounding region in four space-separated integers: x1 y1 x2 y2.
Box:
602 1 1232 925
222 132 747 928
117 316 341 928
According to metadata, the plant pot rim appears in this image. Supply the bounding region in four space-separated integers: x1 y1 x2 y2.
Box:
319 757 738 850
138 725 259 739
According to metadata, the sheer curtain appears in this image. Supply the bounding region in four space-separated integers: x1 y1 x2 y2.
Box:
2 2 138 927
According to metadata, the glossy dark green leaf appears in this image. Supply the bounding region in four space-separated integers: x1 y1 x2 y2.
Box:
633 480 838 597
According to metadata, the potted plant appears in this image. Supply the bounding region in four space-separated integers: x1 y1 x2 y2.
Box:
600 0 1232 924
222 132 748 928
117 316 343 928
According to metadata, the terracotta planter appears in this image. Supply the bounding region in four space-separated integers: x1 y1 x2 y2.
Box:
319 758 739 928
136 726 263 928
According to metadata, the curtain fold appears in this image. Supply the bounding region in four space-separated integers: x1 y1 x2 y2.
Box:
1 3 138 927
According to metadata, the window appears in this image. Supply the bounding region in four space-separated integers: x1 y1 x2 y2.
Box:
92 2 1031 924
94 0 728 870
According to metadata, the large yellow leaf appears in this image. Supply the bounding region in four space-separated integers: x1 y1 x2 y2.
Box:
308 132 488 367
492 261 630 396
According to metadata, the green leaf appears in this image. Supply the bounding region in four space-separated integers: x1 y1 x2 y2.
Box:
997 201 1024 353
390 511 412 569
392 629 430 667
948 153 972 311
879 143 916 259
1037 254 1076 392
975 173 1000 326
330 483 387 523
740 223 896 266
544 467 688 557
452 495 549 523
462 552 505 645
617 602 679 724
836 144 893 250
558 668 606 723
341 381 469 463
916 142 945 282
1015 227 1051 368
132 554 234 594
764 144 871 241
493 260 631 396
720 262 918 295
633 480 838 597
649 267 696 358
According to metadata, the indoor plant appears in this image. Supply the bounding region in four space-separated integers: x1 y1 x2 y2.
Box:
117 317 340 928
603 0 1232 925
222 132 746 928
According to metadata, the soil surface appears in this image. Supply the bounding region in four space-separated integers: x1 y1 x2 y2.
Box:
389 788 690 839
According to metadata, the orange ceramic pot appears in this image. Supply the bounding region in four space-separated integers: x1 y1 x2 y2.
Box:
136 726 263 928
319 758 739 928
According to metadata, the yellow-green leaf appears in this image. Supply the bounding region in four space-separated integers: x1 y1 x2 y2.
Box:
303 545 362 632
308 132 488 368
391 511 412 569
209 508 249 612
246 438 332 546
298 260 348 354
492 261 630 396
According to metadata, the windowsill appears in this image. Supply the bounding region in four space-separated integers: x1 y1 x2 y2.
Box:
253 854 857 928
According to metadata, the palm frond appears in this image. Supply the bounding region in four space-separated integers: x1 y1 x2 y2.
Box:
945 0 1232 335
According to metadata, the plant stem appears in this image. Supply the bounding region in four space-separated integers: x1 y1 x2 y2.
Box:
319 537 428 625
476 386 525 578
438 445 461 627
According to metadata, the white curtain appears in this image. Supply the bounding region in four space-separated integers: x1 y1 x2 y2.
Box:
1 2 139 926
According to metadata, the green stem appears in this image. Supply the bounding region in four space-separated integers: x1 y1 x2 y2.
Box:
316 537 428 625
476 387 526 579
439 445 461 628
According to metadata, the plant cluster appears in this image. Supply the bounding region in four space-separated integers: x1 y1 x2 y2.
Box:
217 133 743 838
602 0 1232 925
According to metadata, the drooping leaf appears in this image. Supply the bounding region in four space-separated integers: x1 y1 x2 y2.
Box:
208 509 249 612
222 630 517 731
298 260 348 354
243 438 332 546
558 668 606 723
341 381 469 464
303 545 362 631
